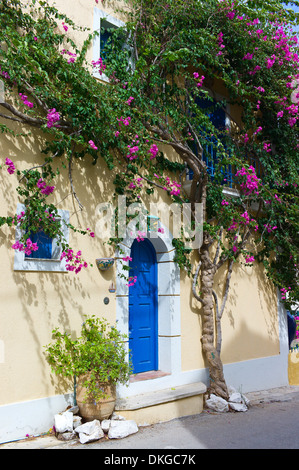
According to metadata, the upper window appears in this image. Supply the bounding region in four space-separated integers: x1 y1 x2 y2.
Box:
93 8 125 82
188 92 233 187
14 204 69 272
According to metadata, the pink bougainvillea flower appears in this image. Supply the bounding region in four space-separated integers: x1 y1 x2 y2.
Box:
126 96 134 105
126 144 139 160
243 53 254 60
41 185 55 196
235 167 260 196
263 142 271 152
12 238 38 256
46 108 60 128
127 275 137 287
37 178 46 189
254 126 263 135
19 93 34 108
266 55 276 68
117 116 131 126
37 178 55 195
148 143 159 159
61 248 88 274
255 86 265 93
221 199 229 206
196 75 205 87
92 57 106 75
136 231 146 242
5 157 15 175
88 140 98 150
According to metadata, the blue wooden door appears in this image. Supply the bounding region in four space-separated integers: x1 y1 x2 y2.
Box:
129 239 158 374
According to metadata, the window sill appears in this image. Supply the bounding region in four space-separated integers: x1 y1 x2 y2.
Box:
24 257 61 262
222 187 240 197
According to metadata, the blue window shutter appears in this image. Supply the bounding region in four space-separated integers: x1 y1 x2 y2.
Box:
195 96 226 130
100 29 113 59
187 95 233 187
25 230 53 259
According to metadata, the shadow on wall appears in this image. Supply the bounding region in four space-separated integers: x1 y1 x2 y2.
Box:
12 270 88 396
0 125 125 401
188 255 279 366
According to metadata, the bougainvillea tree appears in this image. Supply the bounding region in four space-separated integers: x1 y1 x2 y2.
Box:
0 0 298 399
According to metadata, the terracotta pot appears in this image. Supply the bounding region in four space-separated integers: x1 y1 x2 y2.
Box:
76 375 116 421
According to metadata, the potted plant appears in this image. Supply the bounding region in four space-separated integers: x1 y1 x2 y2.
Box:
44 315 132 421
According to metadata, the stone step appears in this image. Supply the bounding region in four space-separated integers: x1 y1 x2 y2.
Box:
115 382 207 411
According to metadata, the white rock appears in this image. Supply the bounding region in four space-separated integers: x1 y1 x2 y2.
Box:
75 420 104 444
57 431 77 441
73 416 82 429
78 428 103 444
241 394 250 406
229 392 243 403
229 402 248 412
111 412 126 420
205 394 229 412
101 419 111 433
108 420 138 439
54 411 74 433
75 419 102 435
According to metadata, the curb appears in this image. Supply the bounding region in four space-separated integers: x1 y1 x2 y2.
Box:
245 385 299 405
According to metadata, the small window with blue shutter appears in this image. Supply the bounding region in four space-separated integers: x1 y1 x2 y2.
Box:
25 230 53 259
93 9 126 82
14 204 70 272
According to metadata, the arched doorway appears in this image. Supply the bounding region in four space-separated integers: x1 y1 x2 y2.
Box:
129 238 158 374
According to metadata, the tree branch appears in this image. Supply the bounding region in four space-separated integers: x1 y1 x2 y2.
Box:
68 153 84 211
192 261 204 304
0 102 43 127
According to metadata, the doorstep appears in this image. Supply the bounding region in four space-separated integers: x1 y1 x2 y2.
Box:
129 370 170 383
116 382 206 410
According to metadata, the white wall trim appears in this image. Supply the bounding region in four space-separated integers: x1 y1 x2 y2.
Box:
0 393 73 444
93 7 125 82
115 222 182 397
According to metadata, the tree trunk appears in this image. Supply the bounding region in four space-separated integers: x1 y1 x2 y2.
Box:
200 239 229 400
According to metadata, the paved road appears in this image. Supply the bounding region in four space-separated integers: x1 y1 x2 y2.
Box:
49 395 299 450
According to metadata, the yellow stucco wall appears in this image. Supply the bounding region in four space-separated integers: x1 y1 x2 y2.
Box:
288 350 299 385
0 0 280 408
